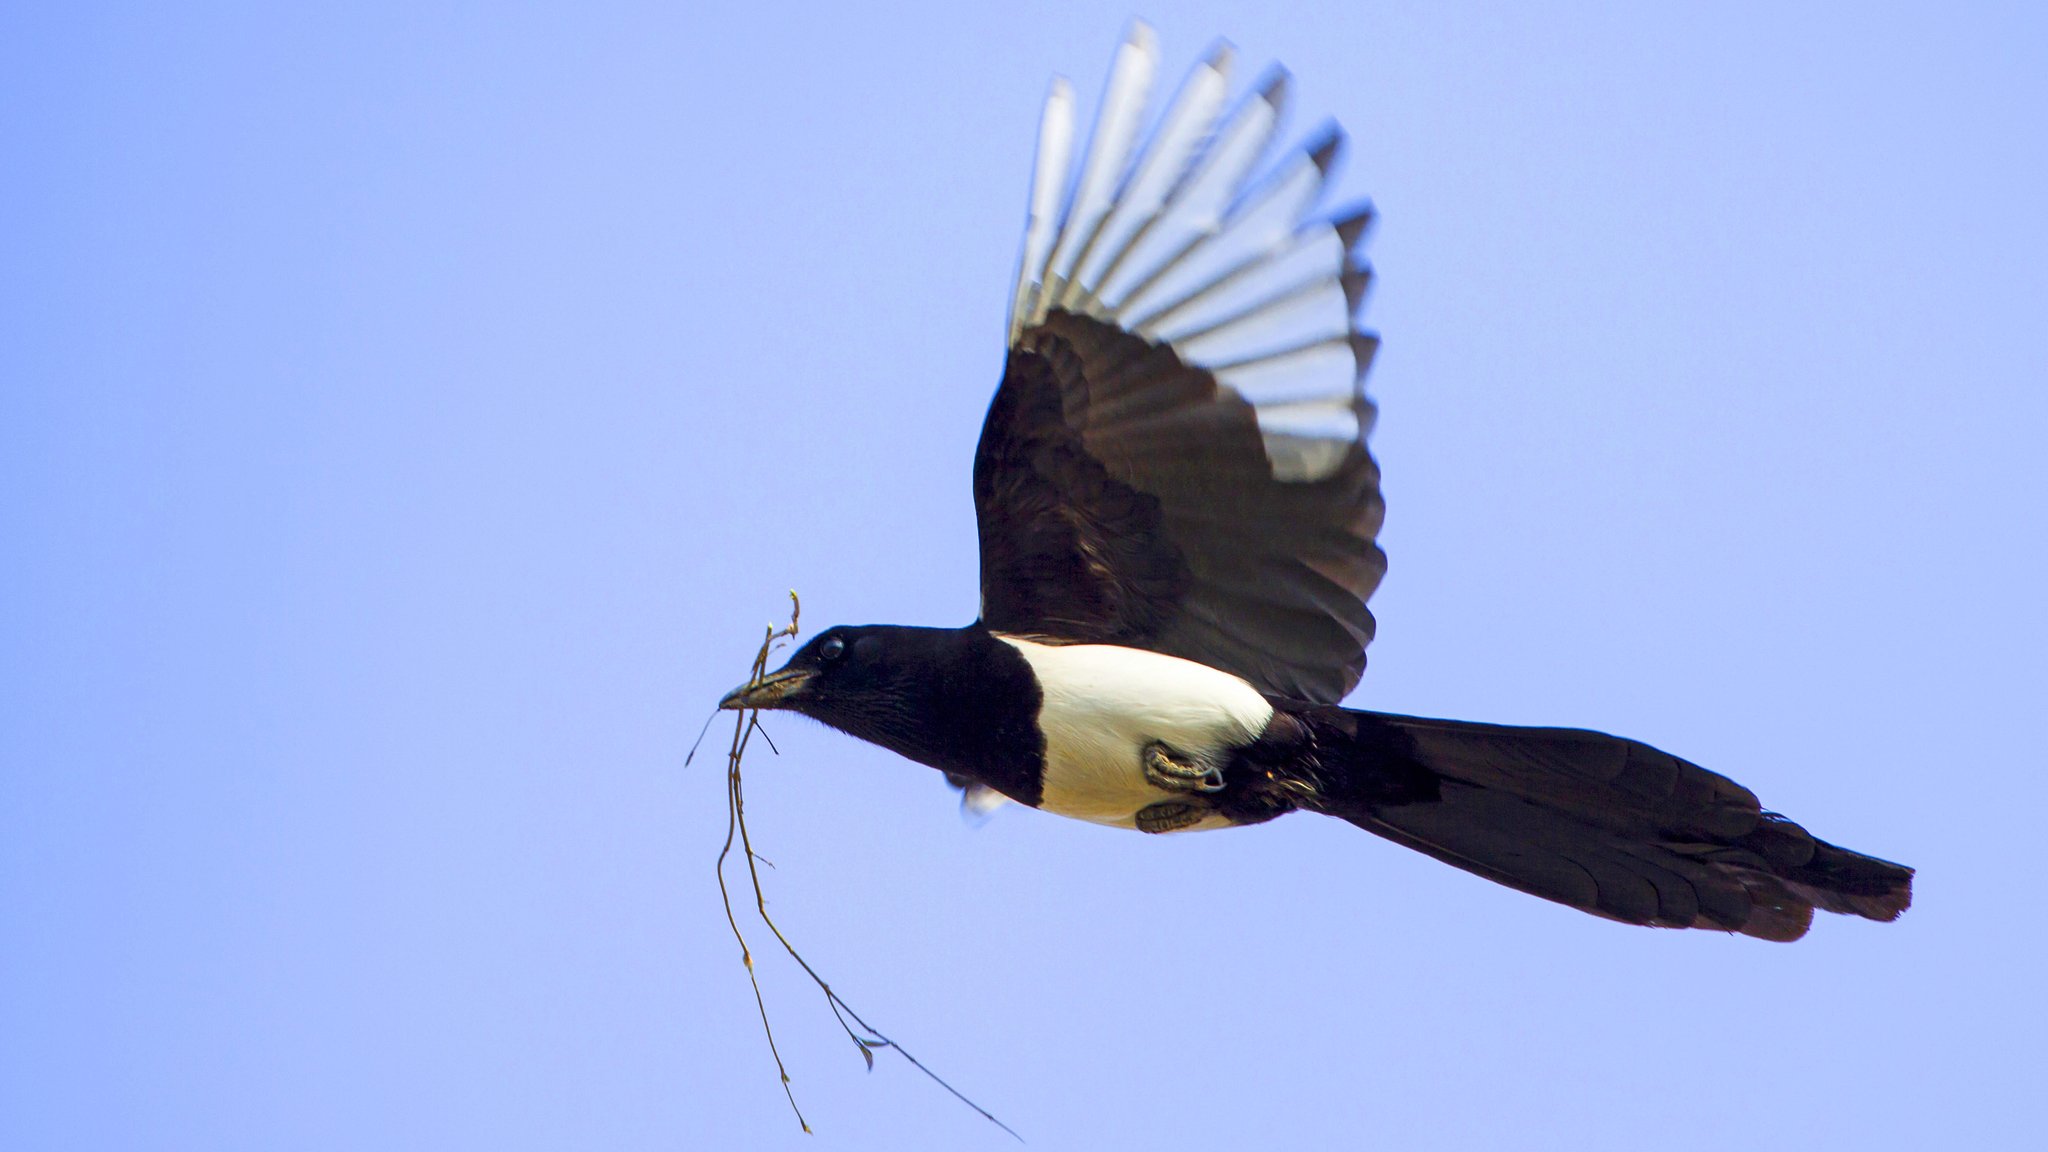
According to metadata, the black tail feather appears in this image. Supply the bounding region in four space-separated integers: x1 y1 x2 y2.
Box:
1256 707 1913 941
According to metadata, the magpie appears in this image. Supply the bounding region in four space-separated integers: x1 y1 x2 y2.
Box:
721 26 1912 941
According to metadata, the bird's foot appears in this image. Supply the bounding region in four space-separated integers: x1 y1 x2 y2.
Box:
1135 800 1209 834
1142 741 1225 794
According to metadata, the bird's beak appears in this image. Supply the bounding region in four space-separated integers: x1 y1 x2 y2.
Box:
719 666 813 711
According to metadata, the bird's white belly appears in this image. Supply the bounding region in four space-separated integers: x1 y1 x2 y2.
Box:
996 637 1275 832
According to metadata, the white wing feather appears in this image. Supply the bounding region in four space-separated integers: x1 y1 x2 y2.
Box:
1005 29 1372 482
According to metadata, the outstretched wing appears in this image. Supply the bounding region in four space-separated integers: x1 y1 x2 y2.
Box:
975 26 1385 704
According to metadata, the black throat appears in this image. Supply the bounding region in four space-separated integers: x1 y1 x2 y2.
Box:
801 625 1046 807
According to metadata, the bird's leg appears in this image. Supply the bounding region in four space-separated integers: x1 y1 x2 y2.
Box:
1135 800 1208 834
1142 740 1226 794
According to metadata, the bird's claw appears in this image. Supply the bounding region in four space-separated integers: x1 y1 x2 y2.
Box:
1135 800 1208 834
1142 741 1225 794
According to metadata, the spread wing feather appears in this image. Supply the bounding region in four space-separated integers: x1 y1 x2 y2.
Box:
978 26 1383 703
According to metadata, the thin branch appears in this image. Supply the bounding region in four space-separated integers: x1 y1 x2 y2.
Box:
715 680 807 1132
714 591 1021 1140
683 706 720 767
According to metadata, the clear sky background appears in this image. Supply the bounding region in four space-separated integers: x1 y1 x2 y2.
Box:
5 2 2045 1149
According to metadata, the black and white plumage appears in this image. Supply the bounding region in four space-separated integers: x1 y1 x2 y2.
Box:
722 25 1912 942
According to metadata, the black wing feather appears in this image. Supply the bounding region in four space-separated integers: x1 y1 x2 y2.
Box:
974 310 1384 702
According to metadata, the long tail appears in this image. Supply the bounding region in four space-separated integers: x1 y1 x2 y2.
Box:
1277 708 1913 941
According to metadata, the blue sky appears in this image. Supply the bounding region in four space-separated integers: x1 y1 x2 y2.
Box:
4 2 2044 1148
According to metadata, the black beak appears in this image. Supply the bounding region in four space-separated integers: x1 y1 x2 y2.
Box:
718 666 813 711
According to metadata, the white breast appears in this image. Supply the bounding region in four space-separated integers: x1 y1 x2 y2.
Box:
997 637 1275 831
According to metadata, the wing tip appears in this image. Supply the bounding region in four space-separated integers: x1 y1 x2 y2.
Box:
1341 264 1373 318
1349 331 1381 380
1255 64 1292 109
1305 123 1347 176
1332 202 1376 252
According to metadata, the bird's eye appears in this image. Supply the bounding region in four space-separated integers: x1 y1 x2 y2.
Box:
818 636 846 661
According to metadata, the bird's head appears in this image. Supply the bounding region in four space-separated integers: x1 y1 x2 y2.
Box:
719 625 941 748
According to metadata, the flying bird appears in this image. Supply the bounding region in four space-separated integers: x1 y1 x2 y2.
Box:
721 26 1912 941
